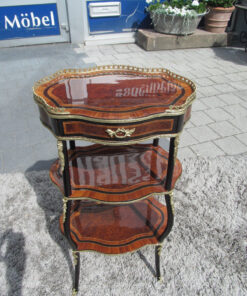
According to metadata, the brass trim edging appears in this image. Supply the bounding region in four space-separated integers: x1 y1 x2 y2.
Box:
41 119 182 146
62 190 173 205
63 197 68 223
157 244 162 256
174 135 180 164
72 251 79 266
63 191 176 257
55 133 181 146
106 128 135 138
33 65 196 123
71 241 164 257
34 96 195 122
57 140 65 174
169 191 175 215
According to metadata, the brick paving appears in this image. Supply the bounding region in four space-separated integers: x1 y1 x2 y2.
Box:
82 44 247 161
0 43 246 172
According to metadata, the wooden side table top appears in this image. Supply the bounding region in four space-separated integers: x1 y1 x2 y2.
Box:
33 66 196 145
33 65 196 120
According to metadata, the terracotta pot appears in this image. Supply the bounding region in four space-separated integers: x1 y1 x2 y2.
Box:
205 6 235 33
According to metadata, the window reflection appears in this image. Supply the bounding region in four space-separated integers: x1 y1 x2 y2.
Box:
71 151 162 186
55 74 178 105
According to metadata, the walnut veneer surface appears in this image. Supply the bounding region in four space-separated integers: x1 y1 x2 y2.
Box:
50 144 182 203
33 66 196 144
34 66 192 257
60 197 168 254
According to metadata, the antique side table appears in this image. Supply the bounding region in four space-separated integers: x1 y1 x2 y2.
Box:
33 65 196 295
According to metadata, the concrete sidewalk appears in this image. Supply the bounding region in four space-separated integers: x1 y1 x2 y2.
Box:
0 43 247 173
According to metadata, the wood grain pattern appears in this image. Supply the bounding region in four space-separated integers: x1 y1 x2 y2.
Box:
60 197 168 254
50 144 182 203
38 105 190 143
62 118 174 139
34 67 195 121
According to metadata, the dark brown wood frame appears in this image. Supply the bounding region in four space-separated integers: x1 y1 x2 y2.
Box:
33 65 196 295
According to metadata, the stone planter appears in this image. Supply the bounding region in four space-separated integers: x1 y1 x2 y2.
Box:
205 6 235 33
150 12 206 35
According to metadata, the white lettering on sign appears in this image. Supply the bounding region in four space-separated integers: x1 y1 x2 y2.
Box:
42 15 50 26
4 11 55 29
21 13 30 28
30 12 41 27
50 11 55 26
4 15 21 29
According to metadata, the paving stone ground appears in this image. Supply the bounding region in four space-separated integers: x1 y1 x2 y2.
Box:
0 43 247 173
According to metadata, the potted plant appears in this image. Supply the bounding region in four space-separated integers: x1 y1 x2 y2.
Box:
204 0 236 33
146 0 207 35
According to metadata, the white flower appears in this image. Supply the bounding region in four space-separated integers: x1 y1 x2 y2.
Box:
192 0 199 6
146 0 153 4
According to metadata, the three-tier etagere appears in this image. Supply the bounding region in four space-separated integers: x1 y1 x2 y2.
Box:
33 65 196 295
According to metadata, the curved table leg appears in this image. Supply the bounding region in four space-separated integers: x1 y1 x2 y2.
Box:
159 192 174 242
155 245 162 281
153 192 174 281
72 251 80 295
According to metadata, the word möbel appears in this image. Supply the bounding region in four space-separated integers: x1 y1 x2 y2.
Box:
4 11 55 29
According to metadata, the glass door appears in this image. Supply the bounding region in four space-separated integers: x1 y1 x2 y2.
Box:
0 0 70 47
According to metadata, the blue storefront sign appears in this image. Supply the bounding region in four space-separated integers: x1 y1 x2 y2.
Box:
0 4 60 40
87 0 151 35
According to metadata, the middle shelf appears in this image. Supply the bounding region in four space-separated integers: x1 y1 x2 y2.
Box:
50 143 182 203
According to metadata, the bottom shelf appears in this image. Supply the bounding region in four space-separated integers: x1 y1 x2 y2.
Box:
60 197 168 254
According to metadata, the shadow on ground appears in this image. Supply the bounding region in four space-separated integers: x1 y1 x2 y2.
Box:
213 46 247 65
137 250 156 278
25 160 74 283
0 230 26 296
26 159 56 172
